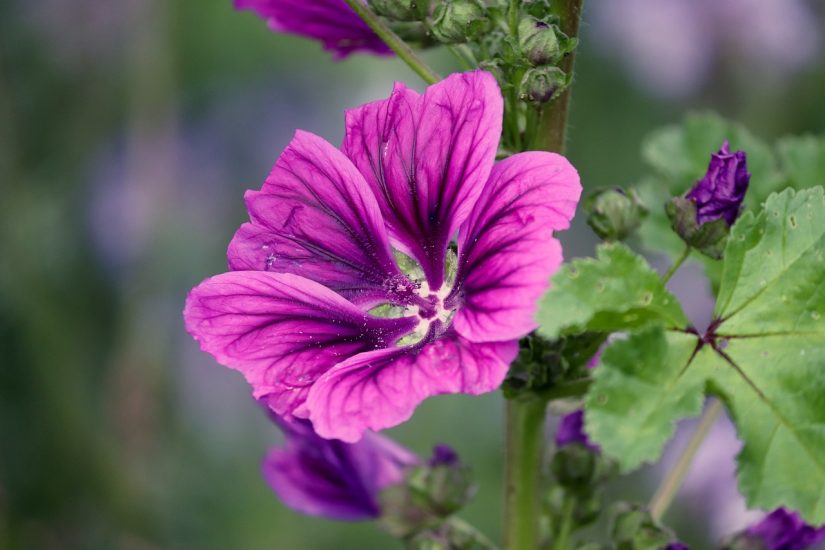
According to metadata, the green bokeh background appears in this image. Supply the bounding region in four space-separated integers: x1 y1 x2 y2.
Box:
1 2 823 548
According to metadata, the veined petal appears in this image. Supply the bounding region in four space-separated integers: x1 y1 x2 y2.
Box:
262 416 416 521
342 71 503 290
307 329 517 442
234 0 391 59
228 130 405 306
184 271 416 417
449 152 581 342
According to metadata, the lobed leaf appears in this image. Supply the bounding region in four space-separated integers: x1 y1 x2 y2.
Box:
536 243 688 339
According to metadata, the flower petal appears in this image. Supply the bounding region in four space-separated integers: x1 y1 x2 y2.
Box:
184 271 416 417
228 130 405 306
449 152 581 342
342 71 503 289
262 417 416 521
234 0 391 59
307 329 517 442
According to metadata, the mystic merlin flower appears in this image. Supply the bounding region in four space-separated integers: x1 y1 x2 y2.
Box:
263 414 417 520
686 140 750 226
733 508 825 550
184 70 581 442
234 0 391 59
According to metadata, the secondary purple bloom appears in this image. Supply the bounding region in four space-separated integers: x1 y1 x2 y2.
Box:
234 0 392 59
743 508 825 550
555 409 599 451
263 415 417 520
686 141 750 226
184 71 581 442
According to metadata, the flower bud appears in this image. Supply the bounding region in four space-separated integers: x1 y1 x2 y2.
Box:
551 443 598 490
584 187 648 241
686 141 750 227
408 445 475 517
368 0 427 22
666 196 729 259
610 504 685 550
520 66 568 105
518 17 561 65
722 508 825 550
428 0 487 44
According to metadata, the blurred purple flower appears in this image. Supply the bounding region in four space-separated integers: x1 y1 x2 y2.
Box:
184 71 581 442
234 0 392 59
743 508 825 550
591 0 822 98
263 414 417 520
555 409 599 451
686 141 750 226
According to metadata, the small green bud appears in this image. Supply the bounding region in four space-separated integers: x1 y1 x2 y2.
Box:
519 66 568 105
584 187 648 241
369 0 427 21
666 196 729 259
610 504 680 550
392 21 438 46
429 0 487 44
551 443 598 490
407 446 475 517
518 17 561 65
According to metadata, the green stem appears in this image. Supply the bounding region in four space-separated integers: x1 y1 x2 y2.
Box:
648 399 724 521
661 245 691 284
342 0 440 84
552 495 576 550
508 0 520 38
533 0 584 152
535 378 591 402
447 517 500 550
503 398 548 550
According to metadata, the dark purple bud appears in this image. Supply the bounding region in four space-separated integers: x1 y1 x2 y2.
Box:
555 409 599 451
729 508 825 550
686 141 750 227
520 66 569 105
428 444 460 467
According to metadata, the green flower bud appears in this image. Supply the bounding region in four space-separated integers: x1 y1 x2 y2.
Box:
551 443 598 490
666 196 729 259
584 187 648 241
429 0 487 44
519 66 568 105
610 504 681 550
368 0 427 22
518 17 561 65
407 446 475 517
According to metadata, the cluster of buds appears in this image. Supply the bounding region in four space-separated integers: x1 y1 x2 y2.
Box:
517 13 577 106
368 0 490 44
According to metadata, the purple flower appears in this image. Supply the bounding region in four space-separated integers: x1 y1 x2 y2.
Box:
184 71 581 442
263 414 417 520
555 409 599 451
234 0 392 59
743 508 825 550
686 141 750 226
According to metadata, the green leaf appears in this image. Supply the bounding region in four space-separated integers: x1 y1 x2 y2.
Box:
585 328 707 470
777 135 825 191
584 187 825 523
536 243 688 339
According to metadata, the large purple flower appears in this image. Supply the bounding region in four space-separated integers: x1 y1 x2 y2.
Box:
184 71 581 442
263 414 417 520
742 508 825 550
686 140 750 226
234 0 392 59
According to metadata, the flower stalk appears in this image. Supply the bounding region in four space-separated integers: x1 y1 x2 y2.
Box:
648 398 724 521
342 0 441 84
504 397 548 550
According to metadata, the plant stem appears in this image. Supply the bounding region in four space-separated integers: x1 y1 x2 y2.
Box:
533 0 584 152
648 399 724 522
536 378 591 401
552 495 576 550
508 0 520 38
342 0 440 84
661 245 691 284
504 398 548 550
